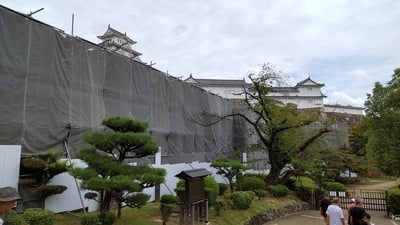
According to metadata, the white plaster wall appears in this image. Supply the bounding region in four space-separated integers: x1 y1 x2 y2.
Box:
0 145 21 189
45 159 99 213
44 157 228 213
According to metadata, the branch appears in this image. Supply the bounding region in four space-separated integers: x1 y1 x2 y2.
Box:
297 126 331 154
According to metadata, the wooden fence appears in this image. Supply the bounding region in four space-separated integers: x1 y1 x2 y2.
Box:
311 189 387 212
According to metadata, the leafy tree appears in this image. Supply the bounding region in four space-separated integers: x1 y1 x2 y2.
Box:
364 68 400 176
348 118 368 157
210 158 250 193
346 119 369 175
19 151 69 208
69 117 166 218
202 63 331 184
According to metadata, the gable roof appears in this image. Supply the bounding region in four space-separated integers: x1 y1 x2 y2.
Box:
175 168 211 180
295 77 324 87
97 25 136 44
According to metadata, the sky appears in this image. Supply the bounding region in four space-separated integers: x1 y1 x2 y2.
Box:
1 0 399 107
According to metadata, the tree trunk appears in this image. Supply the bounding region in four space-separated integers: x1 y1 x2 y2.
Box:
228 178 234 193
102 191 112 212
117 201 122 218
267 166 280 184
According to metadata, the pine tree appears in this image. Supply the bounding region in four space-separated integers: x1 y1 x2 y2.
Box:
69 117 165 218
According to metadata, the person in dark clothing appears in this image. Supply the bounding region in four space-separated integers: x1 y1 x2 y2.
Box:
349 197 366 225
320 192 332 225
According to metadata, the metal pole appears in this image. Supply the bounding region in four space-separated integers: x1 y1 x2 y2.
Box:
63 124 86 215
71 14 74 36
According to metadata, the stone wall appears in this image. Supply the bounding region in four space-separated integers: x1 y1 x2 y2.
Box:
245 202 309 225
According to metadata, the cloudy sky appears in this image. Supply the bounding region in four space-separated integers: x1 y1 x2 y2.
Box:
1 0 399 107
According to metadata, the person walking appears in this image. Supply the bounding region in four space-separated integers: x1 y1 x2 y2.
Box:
349 197 366 225
347 198 356 225
320 192 332 225
326 197 346 225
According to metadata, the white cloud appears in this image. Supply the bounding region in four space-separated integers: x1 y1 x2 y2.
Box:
327 92 365 107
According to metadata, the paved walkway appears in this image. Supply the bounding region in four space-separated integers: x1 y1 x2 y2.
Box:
263 210 399 225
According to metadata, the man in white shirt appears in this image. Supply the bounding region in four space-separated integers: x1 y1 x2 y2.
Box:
326 197 345 225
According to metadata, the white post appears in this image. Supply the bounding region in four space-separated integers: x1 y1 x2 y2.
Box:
155 146 161 165
242 152 247 164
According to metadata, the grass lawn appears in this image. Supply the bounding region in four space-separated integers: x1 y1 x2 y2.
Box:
48 194 301 225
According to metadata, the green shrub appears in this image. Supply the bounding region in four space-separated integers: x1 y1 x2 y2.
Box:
160 194 178 204
98 212 116 225
160 193 179 224
160 203 174 225
236 176 266 191
204 177 219 206
254 189 267 199
80 215 99 225
4 211 22 225
174 186 185 203
230 191 253 209
283 177 296 190
267 184 289 197
294 176 315 189
296 186 314 202
23 208 55 225
334 176 359 184
214 199 233 215
218 183 228 195
387 188 400 215
244 191 255 200
322 181 346 191
35 185 67 198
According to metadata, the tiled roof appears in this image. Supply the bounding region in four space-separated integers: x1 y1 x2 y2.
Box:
97 25 136 44
272 87 299 92
185 76 250 87
175 168 211 179
295 77 324 87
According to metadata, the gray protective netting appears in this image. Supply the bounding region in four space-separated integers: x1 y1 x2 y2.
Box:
0 5 250 164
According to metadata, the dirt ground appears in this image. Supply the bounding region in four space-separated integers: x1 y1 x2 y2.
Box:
349 178 400 190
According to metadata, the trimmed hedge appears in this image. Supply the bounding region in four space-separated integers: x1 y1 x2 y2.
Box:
237 176 266 192
267 184 289 197
230 191 255 209
23 208 55 225
160 194 178 204
322 181 346 191
387 188 400 215
80 215 99 225
98 212 116 225
254 189 267 199
5 211 22 225
214 199 233 215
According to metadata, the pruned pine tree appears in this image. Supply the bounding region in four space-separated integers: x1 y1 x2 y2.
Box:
211 158 250 193
69 117 165 218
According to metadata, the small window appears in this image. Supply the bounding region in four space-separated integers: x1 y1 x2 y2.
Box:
307 87 312 91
